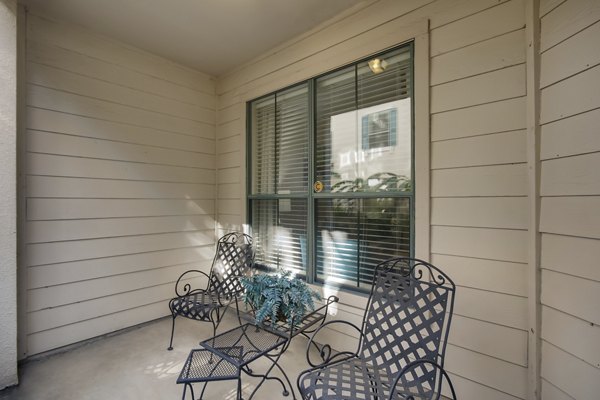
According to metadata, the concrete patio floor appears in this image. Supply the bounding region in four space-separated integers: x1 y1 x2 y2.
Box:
0 314 314 400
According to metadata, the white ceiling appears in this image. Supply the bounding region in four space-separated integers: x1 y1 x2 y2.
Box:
21 0 366 76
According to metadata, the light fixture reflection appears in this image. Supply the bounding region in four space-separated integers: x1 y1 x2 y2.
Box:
368 58 387 74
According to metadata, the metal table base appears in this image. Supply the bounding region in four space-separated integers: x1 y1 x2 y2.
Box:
176 295 339 399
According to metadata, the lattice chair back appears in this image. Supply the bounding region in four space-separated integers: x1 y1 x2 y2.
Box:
207 232 254 300
359 258 455 399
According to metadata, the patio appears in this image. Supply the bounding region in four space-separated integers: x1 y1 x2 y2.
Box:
1 0 599 399
0 314 315 400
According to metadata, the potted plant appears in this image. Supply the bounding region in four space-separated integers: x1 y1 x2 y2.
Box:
240 269 321 327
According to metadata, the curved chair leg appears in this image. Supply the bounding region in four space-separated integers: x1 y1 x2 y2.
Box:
181 383 194 400
234 298 243 326
168 314 177 351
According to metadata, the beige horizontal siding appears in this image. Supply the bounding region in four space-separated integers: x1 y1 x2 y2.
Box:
541 108 600 160
431 97 526 141
542 306 600 369
27 39 215 108
541 341 600 399
27 247 215 289
540 18 600 88
27 153 214 184
541 234 600 281
432 164 528 197
431 130 526 169
541 153 600 195
431 197 528 230
27 107 214 151
539 2 600 398
540 64 600 124
22 11 217 356
540 0 567 17
540 0 600 52
445 344 528 399
429 0 524 56
27 14 215 92
431 64 526 113
431 254 527 297
427 3 528 398
431 29 525 85
541 270 600 326
540 196 600 239
26 231 213 267
27 198 214 221
216 1 529 398
26 301 167 356
541 379 574 400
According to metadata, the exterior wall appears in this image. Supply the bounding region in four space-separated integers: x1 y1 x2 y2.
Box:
216 0 528 398
538 0 600 398
20 11 217 356
0 0 18 390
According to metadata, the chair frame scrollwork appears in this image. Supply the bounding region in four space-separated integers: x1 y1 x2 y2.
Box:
167 232 254 350
297 257 457 400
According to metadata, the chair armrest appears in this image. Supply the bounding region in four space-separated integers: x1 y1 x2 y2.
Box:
390 359 457 400
305 319 363 368
174 269 211 297
290 295 339 336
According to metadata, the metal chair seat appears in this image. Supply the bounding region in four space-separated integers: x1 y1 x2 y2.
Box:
169 291 221 322
300 357 393 399
297 258 457 400
167 232 254 350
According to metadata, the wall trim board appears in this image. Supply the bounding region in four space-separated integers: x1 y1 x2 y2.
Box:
0 0 19 388
525 0 542 398
16 2 28 363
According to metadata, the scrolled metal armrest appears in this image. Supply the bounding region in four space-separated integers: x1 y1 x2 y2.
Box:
174 269 210 297
305 319 363 368
390 359 457 400
296 295 339 326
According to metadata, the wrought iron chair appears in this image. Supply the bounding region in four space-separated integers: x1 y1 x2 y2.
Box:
167 232 254 350
297 257 457 400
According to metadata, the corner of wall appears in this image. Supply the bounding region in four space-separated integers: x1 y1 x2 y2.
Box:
0 0 19 390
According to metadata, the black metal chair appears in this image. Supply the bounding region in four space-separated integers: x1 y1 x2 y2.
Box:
297 257 457 400
167 232 254 350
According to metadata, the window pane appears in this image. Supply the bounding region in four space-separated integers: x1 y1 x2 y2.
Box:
251 95 275 194
315 47 412 194
251 199 308 275
251 85 309 195
315 197 411 288
248 42 414 290
315 66 355 192
277 85 310 194
357 47 412 191
357 47 411 109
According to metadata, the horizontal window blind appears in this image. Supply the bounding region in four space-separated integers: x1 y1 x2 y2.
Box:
248 42 414 290
277 86 309 194
315 66 355 192
357 48 411 109
315 197 411 287
250 199 308 275
251 84 309 195
251 96 276 194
